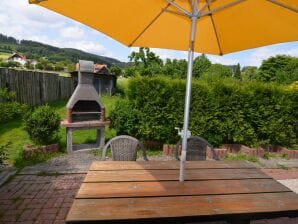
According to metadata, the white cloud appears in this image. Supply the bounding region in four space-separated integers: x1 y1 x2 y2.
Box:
65 40 111 57
206 55 239 65
245 45 298 66
129 47 186 61
0 0 65 40
60 26 85 40
0 0 115 58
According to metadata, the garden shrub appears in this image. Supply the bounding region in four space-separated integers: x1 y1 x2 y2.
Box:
111 77 297 147
24 105 60 145
0 88 29 124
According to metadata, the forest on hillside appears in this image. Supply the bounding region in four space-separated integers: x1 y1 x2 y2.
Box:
0 33 126 68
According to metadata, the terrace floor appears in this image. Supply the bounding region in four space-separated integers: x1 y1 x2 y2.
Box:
0 151 297 224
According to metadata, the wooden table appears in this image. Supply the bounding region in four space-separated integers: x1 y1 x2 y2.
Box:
66 161 298 223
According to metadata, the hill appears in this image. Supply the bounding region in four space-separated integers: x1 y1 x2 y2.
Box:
0 33 127 68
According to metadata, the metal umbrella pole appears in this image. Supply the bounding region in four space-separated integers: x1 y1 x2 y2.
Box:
179 0 198 182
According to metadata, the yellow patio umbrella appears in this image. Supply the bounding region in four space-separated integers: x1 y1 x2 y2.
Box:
29 0 298 181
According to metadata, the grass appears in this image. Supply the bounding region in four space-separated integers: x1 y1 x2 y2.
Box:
0 120 31 165
224 153 259 163
0 52 10 60
263 152 289 160
145 149 163 157
50 98 116 148
0 95 119 168
1 88 164 167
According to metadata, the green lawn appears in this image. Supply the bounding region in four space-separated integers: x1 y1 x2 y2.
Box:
0 52 10 60
0 95 118 168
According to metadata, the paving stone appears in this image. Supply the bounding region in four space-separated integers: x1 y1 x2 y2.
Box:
277 179 298 194
41 208 59 214
0 174 84 224
261 168 298 180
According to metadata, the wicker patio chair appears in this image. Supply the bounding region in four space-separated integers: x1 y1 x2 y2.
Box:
101 135 148 161
175 136 219 161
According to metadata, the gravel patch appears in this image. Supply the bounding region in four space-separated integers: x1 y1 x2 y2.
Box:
254 158 298 169
20 150 176 174
20 150 102 174
0 166 17 187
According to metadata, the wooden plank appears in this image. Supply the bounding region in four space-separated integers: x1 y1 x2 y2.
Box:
89 161 256 171
77 179 290 199
66 192 298 222
84 168 269 182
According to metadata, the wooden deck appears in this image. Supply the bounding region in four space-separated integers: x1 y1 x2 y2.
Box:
66 161 298 223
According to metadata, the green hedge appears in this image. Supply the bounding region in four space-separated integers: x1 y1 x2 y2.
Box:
110 77 297 147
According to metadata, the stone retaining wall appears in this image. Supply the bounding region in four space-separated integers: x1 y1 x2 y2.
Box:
163 143 298 159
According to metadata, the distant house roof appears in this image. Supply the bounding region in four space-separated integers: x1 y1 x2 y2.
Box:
8 52 27 61
94 64 109 75
74 63 110 75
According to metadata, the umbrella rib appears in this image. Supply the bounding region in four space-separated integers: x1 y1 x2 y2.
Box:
205 0 223 55
165 9 189 18
167 0 191 16
128 3 171 47
266 0 298 13
29 0 47 3
199 0 218 14
200 0 246 17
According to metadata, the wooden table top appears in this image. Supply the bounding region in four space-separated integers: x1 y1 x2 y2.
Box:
66 161 298 223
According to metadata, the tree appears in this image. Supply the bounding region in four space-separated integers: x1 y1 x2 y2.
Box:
242 66 257 81
192 54 211 78
200 63 233 81
162 58 187 78
128 47 163 76
234 63 241 80
110 65 122 77
255 55 298 84
54 61 66 71
0 61 21 68
25 62 34 70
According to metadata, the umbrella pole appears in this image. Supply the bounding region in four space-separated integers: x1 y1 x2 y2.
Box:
179 14 198 182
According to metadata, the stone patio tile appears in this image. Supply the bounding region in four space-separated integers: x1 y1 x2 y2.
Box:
261 168 298 180
0 174 84 224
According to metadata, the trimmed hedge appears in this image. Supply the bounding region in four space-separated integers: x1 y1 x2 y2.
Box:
110 77 297 147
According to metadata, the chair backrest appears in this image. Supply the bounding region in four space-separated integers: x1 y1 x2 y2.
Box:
175 136 219 161
102 135 148 161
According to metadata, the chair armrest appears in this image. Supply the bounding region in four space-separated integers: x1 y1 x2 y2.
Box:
101 140 111 160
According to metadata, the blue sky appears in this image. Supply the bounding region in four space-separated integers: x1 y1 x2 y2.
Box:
0 0 297 67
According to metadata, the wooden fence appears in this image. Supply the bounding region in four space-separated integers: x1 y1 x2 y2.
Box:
0 68 75 106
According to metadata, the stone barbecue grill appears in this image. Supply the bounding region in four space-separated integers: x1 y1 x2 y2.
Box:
61 60 110 153
66 60 104 123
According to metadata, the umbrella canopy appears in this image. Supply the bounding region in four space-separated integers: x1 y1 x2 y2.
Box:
30 0 297 54
30 0 298 181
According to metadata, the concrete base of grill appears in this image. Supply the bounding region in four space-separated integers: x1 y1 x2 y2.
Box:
61 119 111 153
